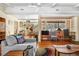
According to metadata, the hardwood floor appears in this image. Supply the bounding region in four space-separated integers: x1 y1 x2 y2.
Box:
0 46 1 56
38 40 72 48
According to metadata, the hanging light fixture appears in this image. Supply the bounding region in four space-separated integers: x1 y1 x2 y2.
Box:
57 21 61 31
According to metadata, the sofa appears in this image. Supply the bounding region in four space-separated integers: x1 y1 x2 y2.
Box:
1 35 37 56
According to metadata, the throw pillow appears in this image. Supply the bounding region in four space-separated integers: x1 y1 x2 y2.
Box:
6 35 17 46
15 34 25 44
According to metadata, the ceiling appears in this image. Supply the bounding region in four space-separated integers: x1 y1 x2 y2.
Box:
2 3 77 7
0 3 79 19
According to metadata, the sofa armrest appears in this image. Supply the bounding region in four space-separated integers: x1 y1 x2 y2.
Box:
25 38 36 42
1 40 7 47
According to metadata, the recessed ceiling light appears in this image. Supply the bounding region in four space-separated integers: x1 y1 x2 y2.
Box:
20 8 24 11
56 9 59 11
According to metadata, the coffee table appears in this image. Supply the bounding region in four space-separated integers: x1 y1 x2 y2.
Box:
53 45 79 56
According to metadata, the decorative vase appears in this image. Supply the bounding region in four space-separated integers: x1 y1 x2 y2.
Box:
66 45 71 49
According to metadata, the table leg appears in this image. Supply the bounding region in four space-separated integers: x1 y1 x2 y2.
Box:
54 48 60 56
55 49 59 56
58 52 60 56
55 48 56 56
56 50 60 56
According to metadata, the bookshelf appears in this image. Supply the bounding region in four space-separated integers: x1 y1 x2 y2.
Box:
0 17 6 41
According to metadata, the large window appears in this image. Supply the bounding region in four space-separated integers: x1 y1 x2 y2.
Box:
43 21 66 31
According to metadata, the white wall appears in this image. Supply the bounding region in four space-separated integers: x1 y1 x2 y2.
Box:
75 17 79 41
0 4 5 12
72 17 79 41
0 10 7 18
6 15 18 36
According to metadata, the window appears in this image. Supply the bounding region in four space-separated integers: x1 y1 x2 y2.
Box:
45 21 66 31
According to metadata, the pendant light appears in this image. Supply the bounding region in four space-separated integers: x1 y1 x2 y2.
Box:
57 21 61 31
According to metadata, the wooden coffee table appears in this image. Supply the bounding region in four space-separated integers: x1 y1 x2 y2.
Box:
53 45 79 56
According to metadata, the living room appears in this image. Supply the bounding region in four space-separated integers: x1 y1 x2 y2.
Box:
0 3 79 56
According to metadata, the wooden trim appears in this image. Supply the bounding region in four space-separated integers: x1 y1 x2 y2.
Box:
40 16 73 19
42 21 65 23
